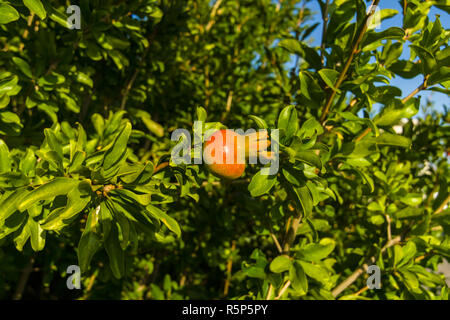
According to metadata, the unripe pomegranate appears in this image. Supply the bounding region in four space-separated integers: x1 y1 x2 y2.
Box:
203 129 274 180
203 129 246 180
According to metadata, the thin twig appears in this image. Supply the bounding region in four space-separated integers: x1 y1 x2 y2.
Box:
13 254 36 300
265 282 274 300
332 199 445 298
270 231 283 254
386 214 392 242
120 29 158 110
435 194 450 215
331 235 402 297
205 0 224 32
266 207 302 300
275 280 291 299
354 285 369 296
220 90 233 122
223 240 236 297
354 76 429 142
320 0 330 65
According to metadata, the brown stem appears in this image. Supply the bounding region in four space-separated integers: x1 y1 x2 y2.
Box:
320 0 330 65
354 285 370 296
13 254 36 300
435 194 450 215
153 161 169 175
354 75 429 142
275 280 291 299
120 29 158 110
223 240 236 297
332 198 444 298
331 235 402 297
220 90 233 122
205 0 224 32
266 207 302 300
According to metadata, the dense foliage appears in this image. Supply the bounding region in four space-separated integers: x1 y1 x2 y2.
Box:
0 0 449 300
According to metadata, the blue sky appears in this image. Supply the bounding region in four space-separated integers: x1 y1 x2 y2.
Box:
296 1 449 118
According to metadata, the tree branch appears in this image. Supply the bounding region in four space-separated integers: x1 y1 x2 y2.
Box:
320 0 330 65
331 235 402 298
332 196 446 298
13 254 36 300
275 280 291 299
205 0 224 32
120 29 158 110
319 0 380 123
354 75 429 143
223 240 236 297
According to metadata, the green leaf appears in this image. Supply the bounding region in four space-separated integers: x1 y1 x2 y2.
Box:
298 238 335 262
318 69 341 93
282 166 306 187
114 207 131 250
363 27 405 46
269 255 291 273
299 71 311 99
389 60 420 79
410 45 437 74
278 39 302 54
400 270 420 293
428 66 450 86
196 106 207 123
398 241 416 267
41 181 92 231
278 106 298 140
289 262 308 295
103 122 132 170
146 204 181 237
248 169 277 197
14 218 31 251
0 4 20 24
0 94 10 109
78 206 102 272
399 193 423 207
0 211 27 240
44 128 63 158
29 218 46 251
47 5 69 28
23 0 46 20
104 224 125 279
290 150 322 170
298 260 330 283
12 57 33 78
293 186 313 218
18 178 80 212
59 92 79 113
99 201 113 240
0 188 29 223
374 98 419 126
249 115 268 129
372 133 411 148
0 76 19 95
76 72 93 88
0 139 11 173
278 39 321 68
142 117 164 137
112 188 151 206
68 151 86 173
